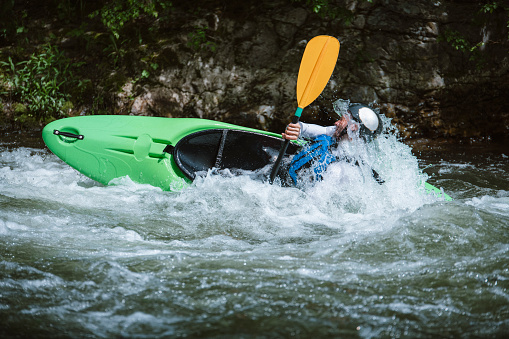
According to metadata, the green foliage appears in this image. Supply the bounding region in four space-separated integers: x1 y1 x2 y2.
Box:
88 0 173 77
439 1 509 58
138 55 160 82
187 26 217 52
439 30 472 53
0 45 88 121
480 2 501 14
438 29 491 67
89 0 172 40
0 0 177 122
480 1 509 40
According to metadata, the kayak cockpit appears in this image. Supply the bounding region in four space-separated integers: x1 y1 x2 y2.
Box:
172 129 300 180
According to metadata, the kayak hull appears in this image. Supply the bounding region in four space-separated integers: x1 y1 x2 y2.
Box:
42 116 290 191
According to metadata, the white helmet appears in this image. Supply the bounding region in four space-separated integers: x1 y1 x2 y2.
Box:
348 104 383 141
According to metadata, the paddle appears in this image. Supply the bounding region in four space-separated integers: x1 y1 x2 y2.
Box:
269 35 340 183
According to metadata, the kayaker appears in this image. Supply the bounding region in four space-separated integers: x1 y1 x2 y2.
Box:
282 103 382 142
281 103 384 185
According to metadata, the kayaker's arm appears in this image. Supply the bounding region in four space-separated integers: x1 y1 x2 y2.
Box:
301 123 336 139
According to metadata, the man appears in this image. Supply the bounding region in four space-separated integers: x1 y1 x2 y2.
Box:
281 103 384 185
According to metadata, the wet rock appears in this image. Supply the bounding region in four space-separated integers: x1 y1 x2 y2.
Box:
124 0 508 141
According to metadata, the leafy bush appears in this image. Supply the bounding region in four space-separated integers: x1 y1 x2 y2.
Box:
89 0 172 40
88 0 173 72
0 44 87 121
187 26 217 52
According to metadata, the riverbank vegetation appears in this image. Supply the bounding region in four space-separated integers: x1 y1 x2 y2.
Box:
0 0 175 127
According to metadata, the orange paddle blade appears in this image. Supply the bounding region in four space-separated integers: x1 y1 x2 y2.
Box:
296 36 340 108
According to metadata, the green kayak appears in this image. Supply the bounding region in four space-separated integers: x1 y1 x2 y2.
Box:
42 115 301 191
42 115 452 200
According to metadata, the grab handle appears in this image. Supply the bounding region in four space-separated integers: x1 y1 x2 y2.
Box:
53 130 84 140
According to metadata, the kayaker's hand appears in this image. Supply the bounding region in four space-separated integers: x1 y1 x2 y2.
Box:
333 117 348 139
282 123 300 140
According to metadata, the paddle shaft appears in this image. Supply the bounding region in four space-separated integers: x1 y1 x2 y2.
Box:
269 109 302 183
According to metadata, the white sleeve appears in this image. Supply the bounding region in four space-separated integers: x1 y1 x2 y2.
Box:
299 122 336 139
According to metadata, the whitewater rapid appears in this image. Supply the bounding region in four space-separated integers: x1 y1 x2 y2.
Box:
1 130 508 338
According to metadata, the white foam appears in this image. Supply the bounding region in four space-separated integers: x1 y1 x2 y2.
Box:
0 124 438 254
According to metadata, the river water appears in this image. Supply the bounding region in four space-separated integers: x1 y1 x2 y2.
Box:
1 129 508 338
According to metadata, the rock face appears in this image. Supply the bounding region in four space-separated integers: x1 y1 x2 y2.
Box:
123 0 508 140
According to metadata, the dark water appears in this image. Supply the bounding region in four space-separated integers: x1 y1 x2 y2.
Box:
1 130 508 338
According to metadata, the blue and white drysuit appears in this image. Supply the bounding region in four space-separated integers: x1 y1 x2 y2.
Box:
287 122 384 186
287 122 339 185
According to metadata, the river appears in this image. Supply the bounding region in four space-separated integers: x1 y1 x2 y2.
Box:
1 128 508 338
